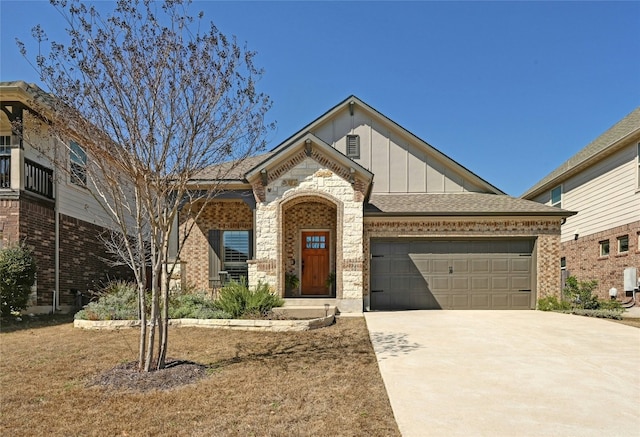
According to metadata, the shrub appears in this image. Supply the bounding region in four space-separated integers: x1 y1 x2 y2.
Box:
0 244 37 317
75 281 139 320
563 276 599 310
215 280 284 318
169 292 231 319
537 296 570 311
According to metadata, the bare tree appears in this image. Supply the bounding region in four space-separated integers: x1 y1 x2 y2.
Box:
17 0 272 371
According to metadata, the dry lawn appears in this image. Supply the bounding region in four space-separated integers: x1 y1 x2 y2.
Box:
0 316 400 437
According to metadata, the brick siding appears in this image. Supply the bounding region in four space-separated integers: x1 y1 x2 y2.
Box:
179 200 253 290
561 220 640 301
363 218 563 301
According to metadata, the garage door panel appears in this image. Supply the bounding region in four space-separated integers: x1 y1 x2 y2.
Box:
492 259 509 272
452 259 469 274
471 259 490 273
451 294 470 308
512 258 532 272
471 277 490 291
370 239 534 310
511 276 531 290
512 292 532 308
452 277 470 291
471 294 490 309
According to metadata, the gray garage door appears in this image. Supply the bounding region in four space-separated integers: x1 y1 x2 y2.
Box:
370 239 534 310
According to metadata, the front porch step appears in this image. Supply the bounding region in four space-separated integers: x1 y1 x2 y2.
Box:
273 304 337 319
282 298 338 306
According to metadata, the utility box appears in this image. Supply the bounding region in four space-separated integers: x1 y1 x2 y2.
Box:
624 267 637 297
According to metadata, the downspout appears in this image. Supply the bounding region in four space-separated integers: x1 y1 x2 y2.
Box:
54 138 60 312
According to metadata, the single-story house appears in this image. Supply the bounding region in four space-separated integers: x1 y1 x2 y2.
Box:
176 96 573 313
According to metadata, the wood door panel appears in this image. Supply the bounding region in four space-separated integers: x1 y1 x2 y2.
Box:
301 231 330 295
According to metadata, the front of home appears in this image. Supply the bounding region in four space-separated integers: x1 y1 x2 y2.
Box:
178 96 572 313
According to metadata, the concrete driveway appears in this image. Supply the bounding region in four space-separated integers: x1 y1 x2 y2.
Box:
365 311 640 437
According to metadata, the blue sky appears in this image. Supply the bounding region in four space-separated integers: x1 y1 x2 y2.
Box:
1 1 639 196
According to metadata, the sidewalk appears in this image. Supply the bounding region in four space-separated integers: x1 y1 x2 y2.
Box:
622 305 640 318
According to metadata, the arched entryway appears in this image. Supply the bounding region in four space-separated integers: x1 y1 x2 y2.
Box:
281 196 339 298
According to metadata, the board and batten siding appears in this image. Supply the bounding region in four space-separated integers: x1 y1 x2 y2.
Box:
312 106 485 194
21 123 120 230
533 143 640 243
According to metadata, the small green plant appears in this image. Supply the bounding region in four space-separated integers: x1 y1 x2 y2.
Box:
0 243 37 317
563 276 599 309
169 291 231 319
285 272 299 294
537 296 570 311
215 279 284 318
75 281 139 320
325 272 336 291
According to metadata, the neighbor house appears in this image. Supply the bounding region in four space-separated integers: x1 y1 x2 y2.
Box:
176 96 572 313
522 107 640 303
0 81 130 313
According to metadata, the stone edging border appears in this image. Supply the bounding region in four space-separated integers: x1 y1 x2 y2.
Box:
73 314 335 332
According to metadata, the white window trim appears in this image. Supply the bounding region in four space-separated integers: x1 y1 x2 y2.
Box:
617 235 629 254
550 185 562 208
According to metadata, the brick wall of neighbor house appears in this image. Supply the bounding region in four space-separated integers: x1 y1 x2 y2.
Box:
561 220 640 301
18 195 56 307
0 199 20 247
363 218 563 302
58 214 133 306
179 200 253 291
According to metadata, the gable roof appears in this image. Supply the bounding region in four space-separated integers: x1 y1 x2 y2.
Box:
522 106 640 199
366 193 572 217
271 95 506 195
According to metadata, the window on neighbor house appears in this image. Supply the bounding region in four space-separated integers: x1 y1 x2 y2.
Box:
618 235 629 254
560 257 566 269
70 141 87 186
550 186 562 208
637 143 640 189
0 136 10 189
346 135 360 159
599 240 610 257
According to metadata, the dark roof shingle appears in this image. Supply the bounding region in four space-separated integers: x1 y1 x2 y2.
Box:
365 193 573 216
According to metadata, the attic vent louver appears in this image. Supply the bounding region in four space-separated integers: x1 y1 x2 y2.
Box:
346 134 360 159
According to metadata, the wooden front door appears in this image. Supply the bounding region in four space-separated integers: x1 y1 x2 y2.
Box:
301 231 330 295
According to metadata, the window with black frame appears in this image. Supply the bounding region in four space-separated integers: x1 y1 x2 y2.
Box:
222 230 250 282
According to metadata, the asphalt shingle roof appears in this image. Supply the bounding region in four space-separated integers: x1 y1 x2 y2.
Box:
365 193 572 216
522 107 640 198
193 152 273 180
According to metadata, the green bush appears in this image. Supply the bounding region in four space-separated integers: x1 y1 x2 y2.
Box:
537 296 570 311
0 244 37 317
215 280 284 318
75 281 139 320
563 276 599 310
168 292 231 319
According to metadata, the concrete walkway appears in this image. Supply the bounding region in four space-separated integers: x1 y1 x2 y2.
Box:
365 311 640 437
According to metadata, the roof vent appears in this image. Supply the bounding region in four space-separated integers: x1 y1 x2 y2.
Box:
346 134 360 159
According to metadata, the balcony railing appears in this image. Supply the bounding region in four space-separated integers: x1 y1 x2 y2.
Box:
24 158 54 199
0 155 9 189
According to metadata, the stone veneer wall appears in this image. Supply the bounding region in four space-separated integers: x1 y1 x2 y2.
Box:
560 220 640 301
179 200 253 291
363 218 563 304
250 156 364 309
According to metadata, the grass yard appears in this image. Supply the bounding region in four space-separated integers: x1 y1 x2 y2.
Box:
0 316 400 437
